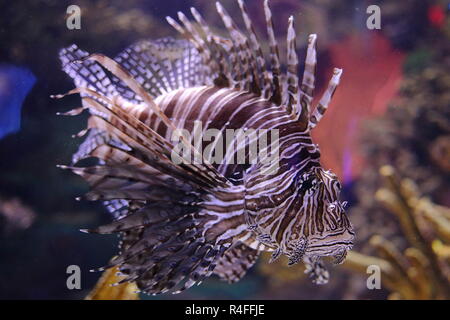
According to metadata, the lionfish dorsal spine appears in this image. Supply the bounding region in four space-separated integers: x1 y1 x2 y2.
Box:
237 0 272 99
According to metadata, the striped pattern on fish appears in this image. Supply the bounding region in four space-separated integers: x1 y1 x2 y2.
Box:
55 0 354 295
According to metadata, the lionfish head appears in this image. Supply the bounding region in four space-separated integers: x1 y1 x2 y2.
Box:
284 167 354 265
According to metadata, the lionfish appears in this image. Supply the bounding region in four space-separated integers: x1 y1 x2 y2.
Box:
55 0 354 295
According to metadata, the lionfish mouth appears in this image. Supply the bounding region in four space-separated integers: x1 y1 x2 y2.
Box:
278 229 354 267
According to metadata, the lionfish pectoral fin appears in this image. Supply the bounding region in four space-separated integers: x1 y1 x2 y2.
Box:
54 87 231 192
58 37 234 193
80 53 232 188
61 36 210 104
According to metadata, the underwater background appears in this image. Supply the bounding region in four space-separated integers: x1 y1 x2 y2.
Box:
0 0 449 299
